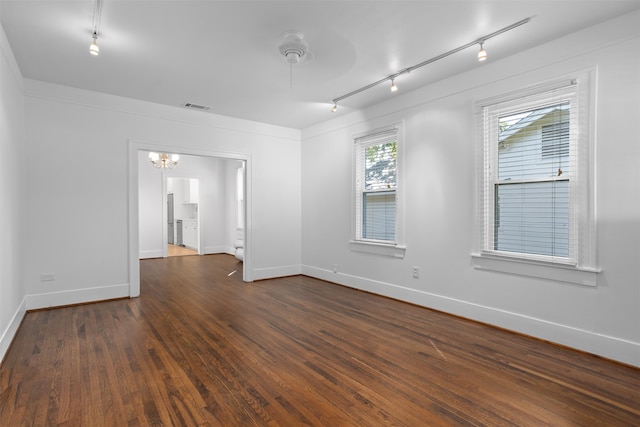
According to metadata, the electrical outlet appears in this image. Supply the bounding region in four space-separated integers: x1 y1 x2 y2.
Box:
332 264 338 273
412 267 420 279
40 273 55 282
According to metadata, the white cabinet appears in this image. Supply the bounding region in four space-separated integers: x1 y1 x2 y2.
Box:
182 219 198 250
170 178 199 204
189 179 199 203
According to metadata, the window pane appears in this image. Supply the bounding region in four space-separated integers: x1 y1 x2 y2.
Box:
495 181 569 257
363 191 396 241
498 103 570 181
365 142 397 190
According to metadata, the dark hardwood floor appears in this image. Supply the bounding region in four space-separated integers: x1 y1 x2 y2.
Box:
1 254 638 426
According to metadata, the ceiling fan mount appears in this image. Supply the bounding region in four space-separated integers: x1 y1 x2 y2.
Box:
278 31 310 64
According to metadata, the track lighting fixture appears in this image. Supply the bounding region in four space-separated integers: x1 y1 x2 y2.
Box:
89 32 99 56
89 0 103 56
330 17 531 111
331 103 338 113
477 42 487 61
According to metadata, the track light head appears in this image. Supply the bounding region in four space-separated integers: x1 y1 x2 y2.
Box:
89 33 99 55
390 79 398 92
331 103 338 113
477 42 487 62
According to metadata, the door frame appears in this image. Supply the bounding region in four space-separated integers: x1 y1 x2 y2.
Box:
128 140 252 297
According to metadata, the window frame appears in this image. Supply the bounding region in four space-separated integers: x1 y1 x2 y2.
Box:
473 74 600 286
350 123 406 258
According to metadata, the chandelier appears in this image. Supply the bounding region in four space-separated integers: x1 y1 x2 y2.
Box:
149 152 179 169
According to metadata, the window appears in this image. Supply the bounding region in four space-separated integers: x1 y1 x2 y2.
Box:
475 76 598 284
494 102 571 259
354 127 398 244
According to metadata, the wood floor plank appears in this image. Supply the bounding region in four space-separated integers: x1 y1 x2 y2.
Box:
1 254 639 426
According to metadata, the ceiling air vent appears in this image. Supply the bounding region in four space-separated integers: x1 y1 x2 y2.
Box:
181 102 210 111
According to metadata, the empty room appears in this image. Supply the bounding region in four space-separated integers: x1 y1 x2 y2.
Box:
1 1 639 425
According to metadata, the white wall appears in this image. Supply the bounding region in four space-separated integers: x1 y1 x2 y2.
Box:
23 78 302 308
138 152 239 258
301 11 640 367
138 151 164 257
0 23 26 362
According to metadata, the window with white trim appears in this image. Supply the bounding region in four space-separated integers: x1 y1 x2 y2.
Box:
476 77 598 279
354 128 398 244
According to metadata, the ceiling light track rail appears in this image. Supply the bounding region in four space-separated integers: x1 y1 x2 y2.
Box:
89 0 104 55
92 0 103 36
331 17 532 110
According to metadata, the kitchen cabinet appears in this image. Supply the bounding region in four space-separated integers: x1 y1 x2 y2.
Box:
189 179 199 203
170 178 199 204
182 219 198 250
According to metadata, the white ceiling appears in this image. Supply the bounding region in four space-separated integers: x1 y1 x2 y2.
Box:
2 1 639 129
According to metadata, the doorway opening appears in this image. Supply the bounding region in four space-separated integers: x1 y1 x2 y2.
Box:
167 177 200 257
129 142 252 297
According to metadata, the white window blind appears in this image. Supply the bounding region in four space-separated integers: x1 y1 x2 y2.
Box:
479 82 580 264
354 128 398 243
541 121 570 158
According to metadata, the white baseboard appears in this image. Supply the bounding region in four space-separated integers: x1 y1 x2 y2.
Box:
0 296 27 364
139 250 162 259
253 264 302 281
143 247 238 258
204 245 234 255
26 284 130 311
302 265 640 368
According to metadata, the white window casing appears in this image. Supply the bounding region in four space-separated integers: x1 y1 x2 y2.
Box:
473 73 600 285
351 124 406 258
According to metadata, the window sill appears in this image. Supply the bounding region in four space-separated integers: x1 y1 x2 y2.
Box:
471 252 600 287
350 240 406 258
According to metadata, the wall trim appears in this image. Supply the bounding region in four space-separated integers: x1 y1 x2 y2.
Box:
302 265 640 368
139 250 163 259
0 297 27 364
141 248 235 258
204 245 235 255
253 265 302 281
471 252 600 287
25 284 130 311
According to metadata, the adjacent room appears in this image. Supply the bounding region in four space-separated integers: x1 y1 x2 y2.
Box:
1 1 639 425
